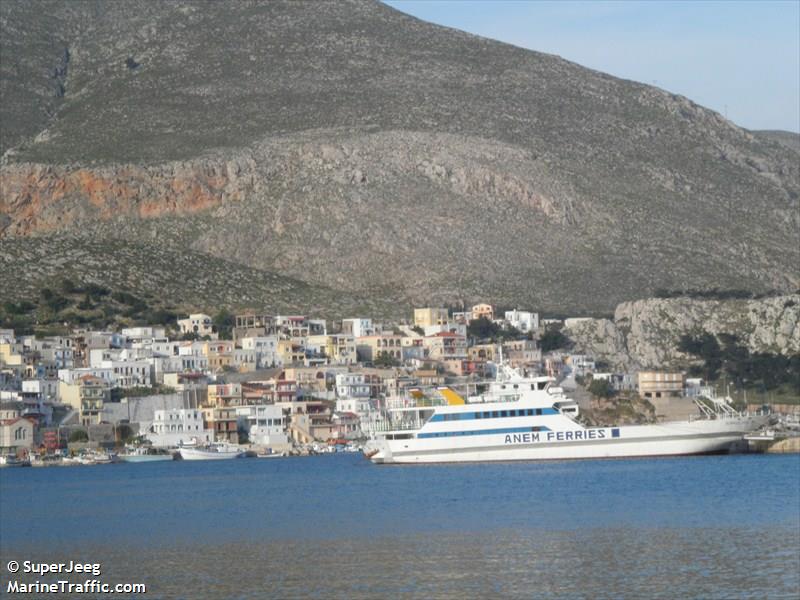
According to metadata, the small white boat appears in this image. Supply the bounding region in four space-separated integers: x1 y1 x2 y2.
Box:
257 451 285 459
178 444 244 461
119 446 175 463
0 454 31 468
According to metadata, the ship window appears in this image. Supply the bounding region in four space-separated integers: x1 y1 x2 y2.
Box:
492 411 498 418
527 409 534 416
475 412 481 419
537 382 547 390
513 384 518 389
501 411 508 417
532 426 542 432
531 385 536 390
536 409 542 416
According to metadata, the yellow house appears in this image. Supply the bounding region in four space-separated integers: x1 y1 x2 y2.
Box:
356 334 404 362
58 375 110 426
413 308 449 328
468 343 500 362
207 383 243 407
278 339 306 365
638 371 684 399
0 343 23 366
471 303 495 322
203 341 234 371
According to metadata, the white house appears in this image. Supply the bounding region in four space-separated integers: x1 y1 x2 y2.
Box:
148 408 212 447
240 336 281 368
335 373 371 399
235 404 289 448
100 359 152 388
58 367 114 386
342 318 374 338
121 326 166 343
423 322 467 337
505 310 539 334
568 354 596 377
21 379 58 402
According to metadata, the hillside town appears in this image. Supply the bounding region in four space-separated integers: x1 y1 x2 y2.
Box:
0 303 771 463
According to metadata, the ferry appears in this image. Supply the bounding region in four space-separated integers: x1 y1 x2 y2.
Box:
365 362 767 464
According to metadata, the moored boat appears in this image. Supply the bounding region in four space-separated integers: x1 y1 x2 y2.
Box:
0 454 32 467
365 361 768 464
178 443 244 460
119 447 175 463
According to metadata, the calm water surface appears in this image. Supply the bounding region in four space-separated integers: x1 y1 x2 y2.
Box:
1 453 798 599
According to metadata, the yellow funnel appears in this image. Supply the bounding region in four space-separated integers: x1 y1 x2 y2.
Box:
437 386 466 405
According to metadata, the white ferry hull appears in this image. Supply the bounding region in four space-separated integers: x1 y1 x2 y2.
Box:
178 448 243 460
369 416 764 464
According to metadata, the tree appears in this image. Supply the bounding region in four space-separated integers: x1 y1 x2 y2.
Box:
588 378 615 399
467 316 499 340
77 294 94 310
60 278 79 294
374 351 400 367
540 326 570 352
116 425 135 445
467 317 525 342
69 430 89 443
213 308 235 340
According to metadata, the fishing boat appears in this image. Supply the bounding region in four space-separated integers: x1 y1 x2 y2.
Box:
119 446 175 463
256 450 285 459
0 454 31 467
365 361 767 464
178 443 244 461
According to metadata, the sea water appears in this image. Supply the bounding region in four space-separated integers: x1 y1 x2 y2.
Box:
1 453 798 599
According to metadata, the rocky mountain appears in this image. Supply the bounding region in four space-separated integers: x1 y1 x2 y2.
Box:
1 0 798 315
565 294 800 369
755 130 800 153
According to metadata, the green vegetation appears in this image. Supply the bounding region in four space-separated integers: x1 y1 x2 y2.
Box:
110 385 177 402
116 424 135 445
539 324 571 352
213 309 235 340
0 278 179 334
588 378 615 399
582 392 656 427
68 430 89 443
374 351 400 368
653 288 782 301
467 317 523 342
678 330 800 394
727 384 800 407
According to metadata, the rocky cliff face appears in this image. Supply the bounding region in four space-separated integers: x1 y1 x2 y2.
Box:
1 0 798 313
565 294 800 369
0 158 257 235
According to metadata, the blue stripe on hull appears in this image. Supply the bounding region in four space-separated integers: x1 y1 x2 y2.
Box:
418 426 551 439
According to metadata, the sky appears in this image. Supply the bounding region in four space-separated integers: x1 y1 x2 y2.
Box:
384 0 800 133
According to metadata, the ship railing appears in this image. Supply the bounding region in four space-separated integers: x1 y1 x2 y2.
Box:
371 419 423 432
